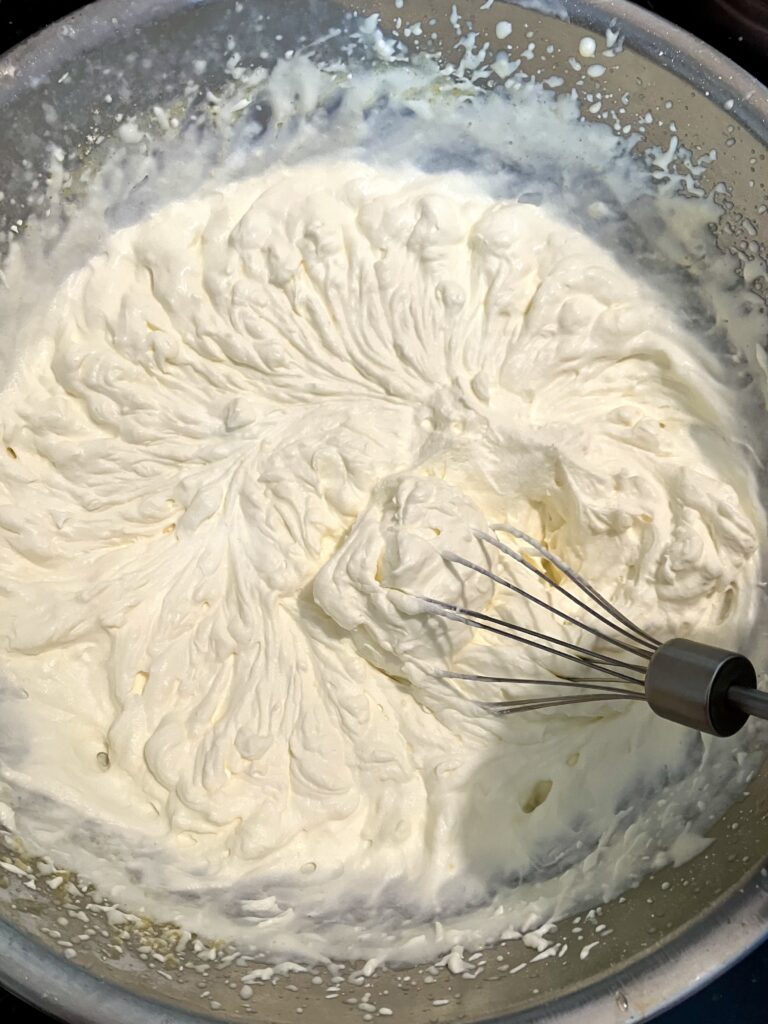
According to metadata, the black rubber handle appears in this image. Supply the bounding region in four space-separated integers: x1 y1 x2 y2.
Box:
728 684 768 722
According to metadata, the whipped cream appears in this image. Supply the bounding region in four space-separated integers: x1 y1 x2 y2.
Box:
0 159 760 962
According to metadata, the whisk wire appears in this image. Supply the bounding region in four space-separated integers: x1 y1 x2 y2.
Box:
485 692 646 715
422 524 664 715
443 549 653 661
486 526 659 649
431 598 649 675
420 596 649 685
420 525 765 734
441 672 644 696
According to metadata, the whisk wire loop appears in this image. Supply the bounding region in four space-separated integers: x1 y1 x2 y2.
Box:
421 525 765 733
485 526 659 649
424 525 660 714
420 595 649 684
442 550 653 661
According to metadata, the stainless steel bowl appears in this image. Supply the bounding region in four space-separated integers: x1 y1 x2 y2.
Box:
0 2 767 1021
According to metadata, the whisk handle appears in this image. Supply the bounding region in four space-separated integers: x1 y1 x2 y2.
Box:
727 684 768 722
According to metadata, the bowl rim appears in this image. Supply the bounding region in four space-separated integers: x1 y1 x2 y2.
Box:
0 1 767 1022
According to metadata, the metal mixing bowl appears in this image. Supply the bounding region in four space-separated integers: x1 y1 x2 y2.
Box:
0 1 767 1021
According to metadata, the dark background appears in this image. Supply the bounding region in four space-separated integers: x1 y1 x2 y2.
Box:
0 0 766 1020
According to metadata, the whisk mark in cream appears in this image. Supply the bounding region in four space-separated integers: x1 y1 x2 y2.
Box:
0 157 761 964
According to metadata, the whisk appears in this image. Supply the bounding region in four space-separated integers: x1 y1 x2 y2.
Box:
421 526 768 737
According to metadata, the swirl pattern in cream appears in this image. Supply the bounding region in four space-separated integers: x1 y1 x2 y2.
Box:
0 160 759 960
